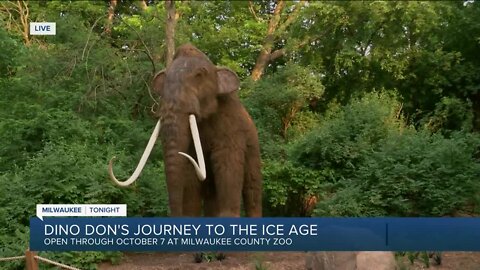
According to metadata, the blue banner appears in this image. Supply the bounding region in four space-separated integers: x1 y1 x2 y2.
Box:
29 217 480 251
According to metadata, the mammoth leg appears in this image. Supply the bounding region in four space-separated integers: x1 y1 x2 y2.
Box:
203 184 218 217
243 144 262 217
203 189 219 217
182 184 202 216
211 146 245 217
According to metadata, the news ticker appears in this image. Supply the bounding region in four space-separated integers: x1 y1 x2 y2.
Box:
30 217 480 251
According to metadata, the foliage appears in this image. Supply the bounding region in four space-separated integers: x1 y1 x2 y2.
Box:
291 92 404 181
396 251 442 269
289 94 480 217
243 64 324 159
1 1 480 268
262 160 324 217
0 28 22 77
254 255 269 270
420 97 474 134
345 130 480 216
0 2 168 267
176 1 265 77
0 139 167 268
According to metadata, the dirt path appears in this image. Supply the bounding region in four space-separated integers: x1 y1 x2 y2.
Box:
98 252 306 270
99 252 480 270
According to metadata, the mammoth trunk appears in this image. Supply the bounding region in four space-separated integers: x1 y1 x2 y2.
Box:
160 112 204 216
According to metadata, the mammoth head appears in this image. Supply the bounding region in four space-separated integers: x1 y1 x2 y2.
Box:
108 45 234 187
152 44 240 117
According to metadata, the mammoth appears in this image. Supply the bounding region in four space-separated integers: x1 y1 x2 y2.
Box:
108 44 262 218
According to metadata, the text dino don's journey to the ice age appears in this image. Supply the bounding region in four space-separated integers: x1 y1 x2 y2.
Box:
42 223 317 247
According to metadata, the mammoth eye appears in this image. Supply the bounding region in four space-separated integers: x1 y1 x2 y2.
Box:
194 67 208 77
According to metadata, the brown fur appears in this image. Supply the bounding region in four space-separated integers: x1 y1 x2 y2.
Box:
152 44 262 217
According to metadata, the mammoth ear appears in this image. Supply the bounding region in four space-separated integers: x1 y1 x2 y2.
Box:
152 70 166 95
216 67 240 94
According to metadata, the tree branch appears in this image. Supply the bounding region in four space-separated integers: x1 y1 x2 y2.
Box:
82 16 105 61
0 3 17 31
165 0 177 67
276 0 306 37
269 36 312 62
105 0 117 35
138 0 147 11
119 16 157 75
144 77 159 114
16 0 30 45
251 0 286 81
269 48 285 61
248 0 261 22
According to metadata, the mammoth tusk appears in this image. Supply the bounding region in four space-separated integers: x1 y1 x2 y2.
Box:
108 120 161 187
178 114 207 181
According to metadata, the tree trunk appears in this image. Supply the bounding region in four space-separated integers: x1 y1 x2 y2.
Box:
105 0 117 35
165 0 176 67
251 0 285 81
16 1 30 46
138 0 147 11
250 0 306 81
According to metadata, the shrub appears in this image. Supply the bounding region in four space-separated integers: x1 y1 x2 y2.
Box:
346 131 480 216
288 92 480 217
291 91 404 182
0 140 169 269
262 160 325 216
420 97 474 134
242 64 324 158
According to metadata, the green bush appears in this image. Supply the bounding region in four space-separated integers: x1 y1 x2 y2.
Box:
420 97 474 134
262 160 325 217
289 92 480 217
315 129 480 216
341 131 480 216
0 28 22 77
242 66 326 216
291 91 404 182
0 16 169 268
0 139 169 269
243 64 324 158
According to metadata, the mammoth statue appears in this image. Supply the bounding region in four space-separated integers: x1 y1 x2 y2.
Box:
108 44 262 218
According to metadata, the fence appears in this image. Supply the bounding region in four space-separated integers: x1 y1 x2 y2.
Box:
0 250 82 270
